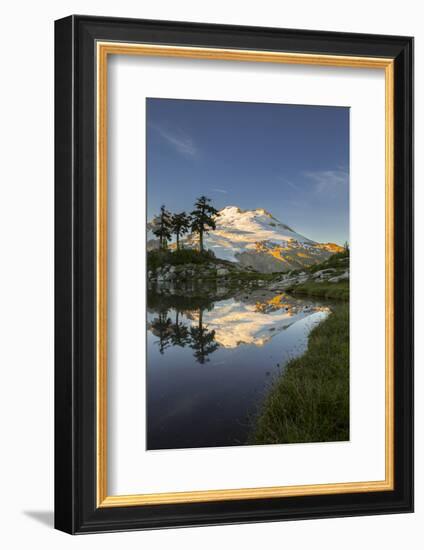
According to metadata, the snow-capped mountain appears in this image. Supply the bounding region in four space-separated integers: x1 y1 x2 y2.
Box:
149 206 343 273
198 206 312 261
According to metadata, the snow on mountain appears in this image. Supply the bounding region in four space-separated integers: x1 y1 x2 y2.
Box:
149 205 343 273
200 206 314 262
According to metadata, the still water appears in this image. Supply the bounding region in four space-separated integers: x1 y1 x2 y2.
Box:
147 288 329 450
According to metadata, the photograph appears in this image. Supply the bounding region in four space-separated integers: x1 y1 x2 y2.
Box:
51 11 413 536
146 98 350 451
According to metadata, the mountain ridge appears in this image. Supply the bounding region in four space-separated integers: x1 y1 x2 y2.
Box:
148 205 343 273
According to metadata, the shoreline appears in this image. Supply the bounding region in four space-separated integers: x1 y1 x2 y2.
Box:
251 303 349 445
286 280 349 301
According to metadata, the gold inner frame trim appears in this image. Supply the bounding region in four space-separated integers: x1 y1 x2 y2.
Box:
96 41 395 508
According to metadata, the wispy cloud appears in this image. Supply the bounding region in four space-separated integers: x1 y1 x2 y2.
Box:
279 175 299 191
211 188 228 194
150 123 197 157
303 169 349 193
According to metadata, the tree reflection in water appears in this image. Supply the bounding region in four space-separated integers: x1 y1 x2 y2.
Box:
147 287 329 363
170 310 191 348
148 291 219 363
189 308 219 364
149 309 173 355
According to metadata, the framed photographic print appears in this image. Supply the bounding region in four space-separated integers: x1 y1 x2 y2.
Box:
54 15 413 533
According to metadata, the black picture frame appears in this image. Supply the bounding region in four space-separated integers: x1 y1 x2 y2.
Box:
55 14 414 534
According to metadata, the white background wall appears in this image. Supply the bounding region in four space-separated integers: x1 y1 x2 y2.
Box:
0 0 420 547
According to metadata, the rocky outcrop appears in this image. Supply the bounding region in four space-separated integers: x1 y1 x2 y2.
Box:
328 271 349 283
148 261 248 284
235 241 341 273
263 265 349 292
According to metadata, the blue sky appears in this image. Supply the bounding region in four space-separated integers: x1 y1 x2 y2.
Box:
146 98 349 245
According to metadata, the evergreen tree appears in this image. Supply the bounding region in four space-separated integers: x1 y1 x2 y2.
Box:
171 212 191 250
152 205 172 250
190 196 219 252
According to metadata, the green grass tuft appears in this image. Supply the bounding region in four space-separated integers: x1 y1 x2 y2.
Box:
147 248 216 270
252 304 349 445
286 280 349 301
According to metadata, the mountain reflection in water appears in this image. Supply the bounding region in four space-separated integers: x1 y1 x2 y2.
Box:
147 288 330 450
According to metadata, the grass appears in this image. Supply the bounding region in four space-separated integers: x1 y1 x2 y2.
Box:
308 249 349 272
283 248 349 300
286 280 349 301
148 249 282 281
227 271 277 282
252 304 349 445
147 248 216 270
286 249 349 276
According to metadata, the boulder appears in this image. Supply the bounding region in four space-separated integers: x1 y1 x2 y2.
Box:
328 271 349 283
312 268 335 279
163 271 176 281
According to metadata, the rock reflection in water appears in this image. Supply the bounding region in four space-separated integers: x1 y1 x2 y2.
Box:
147 286 330 450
